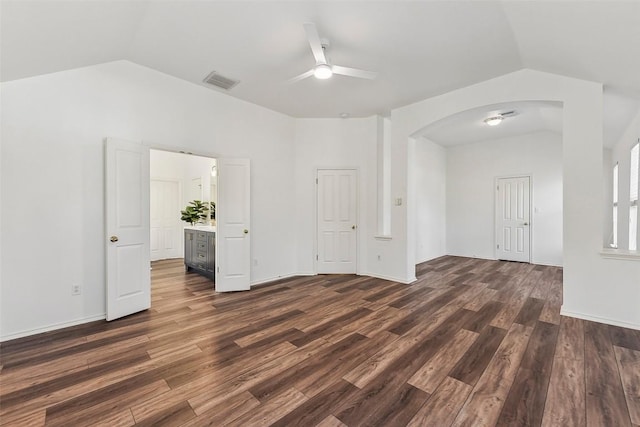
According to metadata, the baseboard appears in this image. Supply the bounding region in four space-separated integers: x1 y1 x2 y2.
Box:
362 272 415 284
1 313 106 343
560 307 640 331
251 272 314 287
531 260 563 267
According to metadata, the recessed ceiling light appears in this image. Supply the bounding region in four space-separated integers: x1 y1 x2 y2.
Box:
484 115 504 126
340 112 350 119
314 64 333 79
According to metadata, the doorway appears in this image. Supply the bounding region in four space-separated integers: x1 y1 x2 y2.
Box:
106 138 251 321
150 149 217 262
316 168 358 274
496 176 531 262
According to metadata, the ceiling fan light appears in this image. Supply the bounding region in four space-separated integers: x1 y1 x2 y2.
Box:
314 64 333 79
484 115 504 126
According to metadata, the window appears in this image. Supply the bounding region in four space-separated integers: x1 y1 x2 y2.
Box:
630 142 639 251
612 163 618 248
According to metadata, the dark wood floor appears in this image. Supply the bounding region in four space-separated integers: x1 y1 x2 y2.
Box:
1 256 639 426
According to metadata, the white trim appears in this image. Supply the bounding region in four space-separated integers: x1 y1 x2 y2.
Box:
530 260 563 267
363 272 416 285
250 273 313 287
560 307 640 331
0 314 106 343
599 248 640 261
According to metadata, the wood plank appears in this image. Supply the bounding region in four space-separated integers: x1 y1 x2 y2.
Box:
513 296 545 327
133 400 196 426
614 345 640 425
496 321 559 426
449 326 507 386
451 323 533 426
177 391 260 427
584 321 632 427
555 315 585 360
407 328 479 394
408 376 472 427
229 387 308 426
270 380 360 427
541 356 586 427
315 415 347 427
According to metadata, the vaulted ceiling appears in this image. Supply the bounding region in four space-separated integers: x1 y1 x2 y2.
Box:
2 1 639 146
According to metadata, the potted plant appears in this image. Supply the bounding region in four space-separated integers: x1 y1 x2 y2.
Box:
209 201 216 225
180 200 209 225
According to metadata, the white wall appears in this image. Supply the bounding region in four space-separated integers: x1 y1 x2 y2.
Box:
389 69 640 330
446 131 563 266
293 118 377 275
0 60 297 340
414 138 447 263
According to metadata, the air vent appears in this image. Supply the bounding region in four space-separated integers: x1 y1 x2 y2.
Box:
203 71 240 90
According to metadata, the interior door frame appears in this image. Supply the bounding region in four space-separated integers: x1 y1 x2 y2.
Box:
494 174 533 263
314 167 360 275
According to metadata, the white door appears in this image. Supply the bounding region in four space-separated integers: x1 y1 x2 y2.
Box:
317 169 358 274
216 158 251 292
150 179 182 261
496 176 531 263
105 138 151 321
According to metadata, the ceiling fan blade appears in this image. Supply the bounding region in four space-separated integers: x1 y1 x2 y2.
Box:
332 65 378 80
303 22 327 64
287 69 315 84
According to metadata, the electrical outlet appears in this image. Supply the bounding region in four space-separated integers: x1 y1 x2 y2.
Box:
71 284 81 296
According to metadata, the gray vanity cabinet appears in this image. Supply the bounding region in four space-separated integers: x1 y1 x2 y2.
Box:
184 229 215 281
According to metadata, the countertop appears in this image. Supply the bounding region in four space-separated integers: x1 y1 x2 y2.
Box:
184 225 216 232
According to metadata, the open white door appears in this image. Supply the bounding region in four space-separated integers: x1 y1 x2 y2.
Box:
216 158 251 292
496 176 531 263
105 138 151 321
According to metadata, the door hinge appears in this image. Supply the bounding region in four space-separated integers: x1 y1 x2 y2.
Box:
316 178 318 184
497 244 500 249
316 254 318 261
217 266 220 273
497 185 499 191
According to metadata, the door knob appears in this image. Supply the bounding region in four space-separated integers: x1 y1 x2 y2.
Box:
110 236 119 242
243 229 249 234
352 225 357 230
523 222 529 226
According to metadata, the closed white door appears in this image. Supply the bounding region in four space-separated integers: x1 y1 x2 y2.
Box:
150 179 182 261
105 138 151 321
216 158 251 292
317 169 358 274
496 176 531 263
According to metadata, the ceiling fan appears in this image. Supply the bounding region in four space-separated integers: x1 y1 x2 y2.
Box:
288 23 378 83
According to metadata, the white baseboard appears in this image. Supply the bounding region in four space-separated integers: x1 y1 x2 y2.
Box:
250 272 315 287
1 314 106 343
362 272 415 284
560 307 640 331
